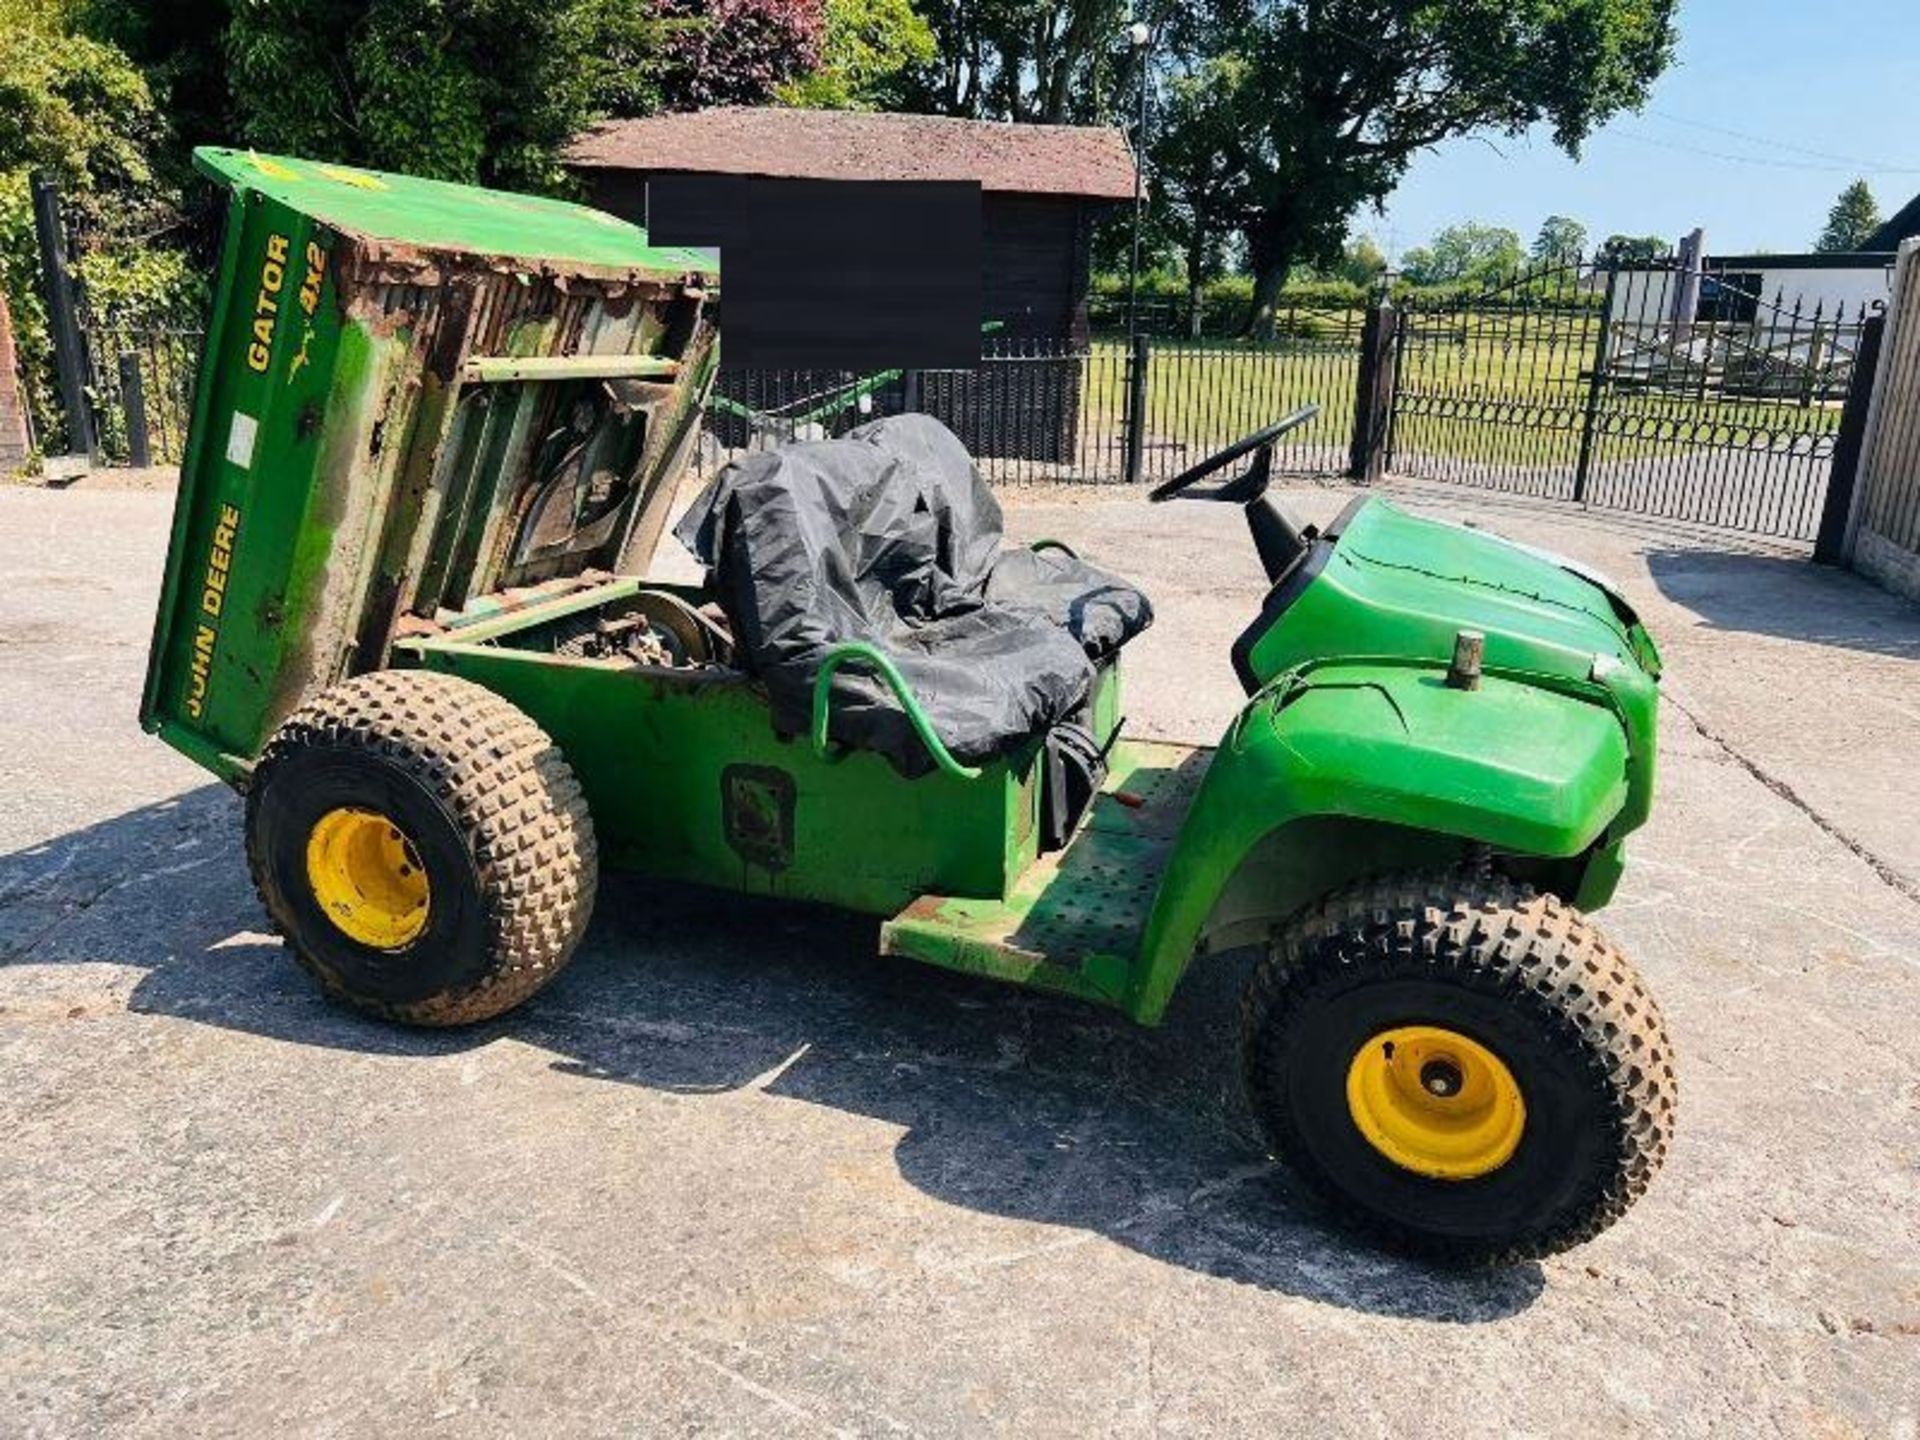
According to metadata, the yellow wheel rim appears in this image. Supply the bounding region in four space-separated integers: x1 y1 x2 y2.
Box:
304 807 431 949
1345 1025 1526 1180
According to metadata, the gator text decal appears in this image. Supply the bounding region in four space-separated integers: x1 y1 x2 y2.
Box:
246 235 289 373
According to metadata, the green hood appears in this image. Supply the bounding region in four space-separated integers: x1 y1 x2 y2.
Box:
1239 496 1661 690
1232 494 1662 851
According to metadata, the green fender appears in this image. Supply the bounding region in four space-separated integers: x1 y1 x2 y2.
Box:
1124 660 1634 1024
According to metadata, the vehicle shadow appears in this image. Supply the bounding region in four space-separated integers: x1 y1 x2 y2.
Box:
2 784 1544 1324
1645 547 1920 658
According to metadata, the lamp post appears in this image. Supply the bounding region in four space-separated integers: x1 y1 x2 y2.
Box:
1124 20 1151 345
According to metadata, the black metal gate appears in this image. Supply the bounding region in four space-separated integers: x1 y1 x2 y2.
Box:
702 338 1108 484
1387 258 1872 541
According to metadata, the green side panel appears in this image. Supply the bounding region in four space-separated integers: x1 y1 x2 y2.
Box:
140 188 351 763
1125 660 1631 1024
1575 837 1630 910
1257 663 1630 852
1089 655 1122 739
880 740 1210 1011
192 148 716 276
399 619 1041 917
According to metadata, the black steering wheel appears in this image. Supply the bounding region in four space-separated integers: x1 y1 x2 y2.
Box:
1148 404 1322 503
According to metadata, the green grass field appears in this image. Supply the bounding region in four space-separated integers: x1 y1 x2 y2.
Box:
1066 316 1849 487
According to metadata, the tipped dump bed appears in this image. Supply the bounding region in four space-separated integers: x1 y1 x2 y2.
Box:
142 149 720 781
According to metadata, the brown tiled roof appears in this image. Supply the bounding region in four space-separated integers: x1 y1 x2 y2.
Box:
568 107 1137 201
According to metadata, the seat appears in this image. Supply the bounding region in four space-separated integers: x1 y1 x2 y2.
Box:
846 414 1152 661
674 414 1153 775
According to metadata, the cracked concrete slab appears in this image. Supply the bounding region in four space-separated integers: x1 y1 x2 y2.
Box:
3 479 1918 1437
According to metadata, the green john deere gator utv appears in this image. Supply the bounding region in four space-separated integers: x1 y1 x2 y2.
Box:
144 149 1675 1262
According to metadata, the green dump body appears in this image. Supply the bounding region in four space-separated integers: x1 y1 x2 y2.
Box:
141 148 720 779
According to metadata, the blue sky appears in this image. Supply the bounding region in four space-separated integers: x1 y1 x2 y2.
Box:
1372 0 1920 259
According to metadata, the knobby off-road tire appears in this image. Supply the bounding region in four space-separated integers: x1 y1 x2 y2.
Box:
246 669 598 1026
1240 872 1676 1264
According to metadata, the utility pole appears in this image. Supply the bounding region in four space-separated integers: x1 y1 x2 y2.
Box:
1122 20 1152 486
1123 21 1151 345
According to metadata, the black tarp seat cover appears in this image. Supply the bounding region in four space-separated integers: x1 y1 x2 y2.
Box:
675 414 1153 775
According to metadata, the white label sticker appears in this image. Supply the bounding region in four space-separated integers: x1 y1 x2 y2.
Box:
226 412 259 469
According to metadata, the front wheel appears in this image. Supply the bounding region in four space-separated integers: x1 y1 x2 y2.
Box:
1241 873 1676 1263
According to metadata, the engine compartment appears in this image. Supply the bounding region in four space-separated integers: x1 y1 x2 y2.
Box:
487 587 737 673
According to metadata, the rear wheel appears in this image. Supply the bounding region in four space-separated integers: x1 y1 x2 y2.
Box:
246 669 598 1026
1241 872 1675 1263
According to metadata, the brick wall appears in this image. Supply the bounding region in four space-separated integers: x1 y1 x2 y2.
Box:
0 292 30 473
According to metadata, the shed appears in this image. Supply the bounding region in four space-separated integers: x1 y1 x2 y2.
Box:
567 107 1137 347
1864 192 1920 253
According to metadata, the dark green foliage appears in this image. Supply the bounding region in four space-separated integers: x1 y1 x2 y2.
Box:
1329 234 1388 287
80 0 828 195
73 0 231 186
1815 180 1881 254
221 0 664 193
0 1 199 455
777 0 932 110
1598 233 1672 264
1144 55 1250 328
1399 223 1524 287
1532 215 1588 264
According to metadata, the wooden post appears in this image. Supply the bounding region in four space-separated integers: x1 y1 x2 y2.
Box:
119 351 152 468
1814 312 1885 566
1347 301 1400 483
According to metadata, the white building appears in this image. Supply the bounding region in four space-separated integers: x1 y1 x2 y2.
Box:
1609 252 1894 329
1602 252 1894 400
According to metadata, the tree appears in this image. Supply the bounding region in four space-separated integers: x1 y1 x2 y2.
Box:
1398 222 1522 287
1334 233 1386 286
223 0 821 190
777 0 934 110
1149 54 1254 332
73 0 231 187
0 1 163 207
1815 179 1881 254
907 0 1141 123
653 0 825 111
222 0 674 192
1187 0 1677 334
1532 214 1587 265
0 0 202 456
1598 232 1671 264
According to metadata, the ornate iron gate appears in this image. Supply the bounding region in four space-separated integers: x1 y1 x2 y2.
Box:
1387 258 1875 541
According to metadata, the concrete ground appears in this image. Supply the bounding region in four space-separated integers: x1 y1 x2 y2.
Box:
3 475 1918 1437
